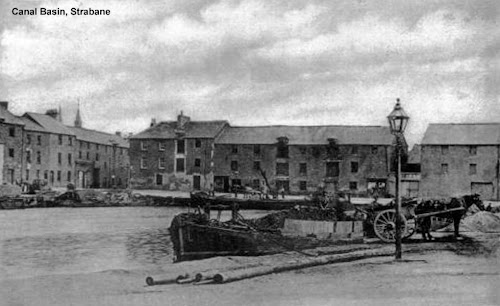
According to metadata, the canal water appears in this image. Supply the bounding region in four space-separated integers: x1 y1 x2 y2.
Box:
0 207 271 280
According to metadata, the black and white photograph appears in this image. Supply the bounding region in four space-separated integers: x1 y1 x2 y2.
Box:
0 0 499 305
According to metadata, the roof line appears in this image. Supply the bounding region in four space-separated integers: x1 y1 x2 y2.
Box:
428 122 500 126
226 124 389 128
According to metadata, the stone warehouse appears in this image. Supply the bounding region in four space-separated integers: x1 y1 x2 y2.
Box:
420 123 500 200
0 102 129 188
130 112 398 195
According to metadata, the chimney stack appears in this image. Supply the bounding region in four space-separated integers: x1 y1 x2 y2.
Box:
115 131 122 137
0 101 9 110
45 109 58 119
177 111 190 130
150 118 156 127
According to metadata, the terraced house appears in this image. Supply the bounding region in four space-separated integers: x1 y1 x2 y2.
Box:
420 123 500 200
0 101 129 188
0 102 25 184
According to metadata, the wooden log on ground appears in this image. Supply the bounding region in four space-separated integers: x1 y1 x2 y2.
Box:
213 247 394 284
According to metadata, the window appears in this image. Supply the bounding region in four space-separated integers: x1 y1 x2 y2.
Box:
177 139 185 154
105 146 108 153
67 171 71 182
277 143 288 158
253 161 261 171
158 158 166 169
312 147 321 158
57 171 61 182
441 163 448 174
176 158 185 172
68 153 72 165
299 163 307 175
253 144 261 155
36 170 40 179
79 151 82 159
276 162 289 176
299 146 307 155
231 145 238 154
140 157 147 169
194 158 201 167
349 182 358 190
96 153 99 161
37 135 41 145
158 142 165 151
8 148 14 158
195 139 201 148
58 153 62 164
469 146 477 155
96 144 99 150
469 164 477 175
58 135 63 145
9 127 15 137
120 148 123 155
44 170 48 180
441 145 449 155
253 179 260 189
326 162 340 177
104 162 107 169
25 170 29 181
141 141 147 151
371 146 378 154
36 151 41 164
351 161 359 173
79 141 83 148
26 151 31 163
68 136 72 146
231 160 238 171
299 181 307 191
87 142 90 149
27 134 31 145
351 146 358 154
86 152 90 160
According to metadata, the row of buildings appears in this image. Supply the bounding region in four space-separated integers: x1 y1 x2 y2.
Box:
0 102 129 189
129 112 396 196
2 101 499 201
129 112 500 201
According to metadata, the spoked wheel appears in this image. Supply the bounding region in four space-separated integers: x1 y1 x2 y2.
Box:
373 209 408 243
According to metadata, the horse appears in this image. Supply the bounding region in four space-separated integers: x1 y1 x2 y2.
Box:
416 194 484 240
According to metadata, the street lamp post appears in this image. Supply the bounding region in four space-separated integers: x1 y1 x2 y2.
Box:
387 98 409 260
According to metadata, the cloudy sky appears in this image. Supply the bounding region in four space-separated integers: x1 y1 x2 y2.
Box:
0 0 498 146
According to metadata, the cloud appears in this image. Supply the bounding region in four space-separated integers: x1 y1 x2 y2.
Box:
0 0 498 146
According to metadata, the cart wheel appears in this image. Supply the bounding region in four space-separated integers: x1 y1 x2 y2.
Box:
373 209 407 243
403 218 416 239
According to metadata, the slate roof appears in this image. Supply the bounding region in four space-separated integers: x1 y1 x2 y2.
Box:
24 112 74 136
18 116 45 132
131 121 228 139
0 107 25 125
421 123 500 145
68 127 129 148
215 125 394 145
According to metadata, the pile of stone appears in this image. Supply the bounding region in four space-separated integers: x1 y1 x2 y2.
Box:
462 211 500 233
0 184 22 197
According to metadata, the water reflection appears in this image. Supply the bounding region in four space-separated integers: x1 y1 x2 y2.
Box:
0 207 272 280
126 228 172 265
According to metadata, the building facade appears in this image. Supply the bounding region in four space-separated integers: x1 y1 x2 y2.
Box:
129 113 228 190
0 102 25 184
0 101 129 189
420 123 500 200
213 126 395 195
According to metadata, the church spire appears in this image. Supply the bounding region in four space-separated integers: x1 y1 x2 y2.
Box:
74 102 82 128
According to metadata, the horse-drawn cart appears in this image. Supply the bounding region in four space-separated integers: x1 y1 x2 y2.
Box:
365 194 483 242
